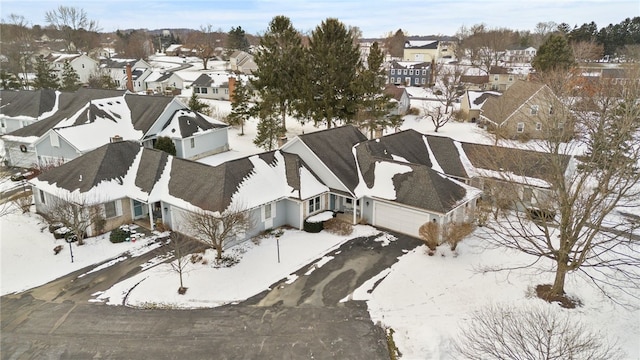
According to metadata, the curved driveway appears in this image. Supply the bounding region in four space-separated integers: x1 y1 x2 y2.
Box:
1 233 422 359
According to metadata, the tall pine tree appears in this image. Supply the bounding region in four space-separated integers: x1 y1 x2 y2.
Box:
251 16 305 131
227 79 252 135
60 60 80 91
253 101 283 151
532 34 575 72
304 18 362 128
227 26 250 52
357 41 396 138
188 92 209 113
32 56 59 89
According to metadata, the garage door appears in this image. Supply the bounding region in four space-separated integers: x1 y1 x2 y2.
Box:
373 201 432 238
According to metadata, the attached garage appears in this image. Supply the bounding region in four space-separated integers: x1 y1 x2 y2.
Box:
373 200 438 238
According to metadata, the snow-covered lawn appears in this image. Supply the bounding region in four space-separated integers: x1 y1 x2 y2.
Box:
93 225 381 308
0 210 166 295
352 233 640 359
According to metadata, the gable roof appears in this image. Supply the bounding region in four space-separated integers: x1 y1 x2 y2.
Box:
354 139 473 214
466 90 501 110
384 84 407 101
360 129 469 180
481 80 546 125
0 89 58 118
294 125 368 193
404 40 438 49
32 141 327 213
5 88 127 139
158 109 228 139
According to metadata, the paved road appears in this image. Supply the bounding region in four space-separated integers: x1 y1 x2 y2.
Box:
1 232 422 359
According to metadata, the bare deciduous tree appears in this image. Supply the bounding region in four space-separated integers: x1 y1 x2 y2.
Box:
479 67 640 306
571 41 604 63
422 105 451 133
43 193 102 245
433 62 466 114
184 205 252 260
454 304 623 360
2 14 34 88
45 6 100 52
168 230 191 294
185 25 224 70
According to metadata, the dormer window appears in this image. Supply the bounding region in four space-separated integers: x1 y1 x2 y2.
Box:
530 105 539 115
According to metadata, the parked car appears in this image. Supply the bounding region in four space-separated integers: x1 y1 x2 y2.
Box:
10 169 39 182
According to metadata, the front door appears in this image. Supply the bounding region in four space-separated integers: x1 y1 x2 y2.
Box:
133 200 144 218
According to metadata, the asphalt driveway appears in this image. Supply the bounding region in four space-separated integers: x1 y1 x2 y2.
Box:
1 232 422 359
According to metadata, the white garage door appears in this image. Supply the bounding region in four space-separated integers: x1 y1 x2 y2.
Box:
373 201 432 238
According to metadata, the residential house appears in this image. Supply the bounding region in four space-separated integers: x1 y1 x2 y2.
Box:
0 89 59 135
459 74 490 91
99 58 153 91
488 66 520 91
479 80 573 139
143 71 174 94
383 84 410 115
2 89 230 168
229 51 258 75
192 73 232 100
30 141 329 241
460 90 501 123
403 40 441 62
30 125 481 241
388 60 432 87
46 53 98 84
504 46 537 63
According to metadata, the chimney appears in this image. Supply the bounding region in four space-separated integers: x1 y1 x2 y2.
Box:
110 135 123 143
228 76 236 100
126 64 134 92
278 135 288 148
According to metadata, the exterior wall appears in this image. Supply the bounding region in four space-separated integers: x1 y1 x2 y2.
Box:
502 95 563 139
101 198 133 236
1 117 37 135
35 132 80 165
282 140 351 194
301 193 329 220
181 128 229 160
4 140 37 168
193 86 230 101
403 48 439 62
388 66 431 86
489 73 517 91
283 199 303 229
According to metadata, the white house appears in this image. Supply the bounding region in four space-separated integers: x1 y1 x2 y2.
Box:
46 53 99 84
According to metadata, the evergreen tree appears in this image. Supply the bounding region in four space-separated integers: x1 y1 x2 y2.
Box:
227 79 252 135
251 16 305 131
32 56 59 89
357 42 396 138
154 136 176 156
532 34 575 72
188 92 209 113
60 60 80 91
253 102 284 151
304 18 362 128
227 26 250 52
0 70 21 90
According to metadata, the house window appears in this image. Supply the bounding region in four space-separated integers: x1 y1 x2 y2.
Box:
517 122 525 133
508 75 513 81
422 69 427 75
194 88 200 94
558 122 564 129
403 69 408 75
39 190 46 204
549 106 554 115
224 89 229 94
123 69 126 74
50 132 60 148
421 78 426 84
409 69 414 75
536 122 542 131
212 88 218 94
414 78 419 85
391 69 395 75
201 88 207 94
82 64 85 68
308 196 321 214
530 105 539 115
261 203 276 221
494 75 499 81
190 138 195 148
104 200 122 219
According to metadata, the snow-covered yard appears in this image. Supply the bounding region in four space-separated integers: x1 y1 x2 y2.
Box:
2 82 638 358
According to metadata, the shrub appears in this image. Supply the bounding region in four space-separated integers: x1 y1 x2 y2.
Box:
407 107 420 115
419 222 440 255
442 222 475 251
323 218 353 236
110 227 130 243
303 218 323 233
49 222 64 233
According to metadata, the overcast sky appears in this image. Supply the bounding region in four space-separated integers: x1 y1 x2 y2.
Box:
1 0 637 38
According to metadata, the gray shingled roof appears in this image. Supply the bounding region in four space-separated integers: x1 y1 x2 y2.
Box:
361 130 469 179
192 74 213 87
161 109 228 138
297 125 368 192
461 142 571 182
0 89 58 118
355 142 467 214
125 94 174 133
481 80 546 125
35 140 141 193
